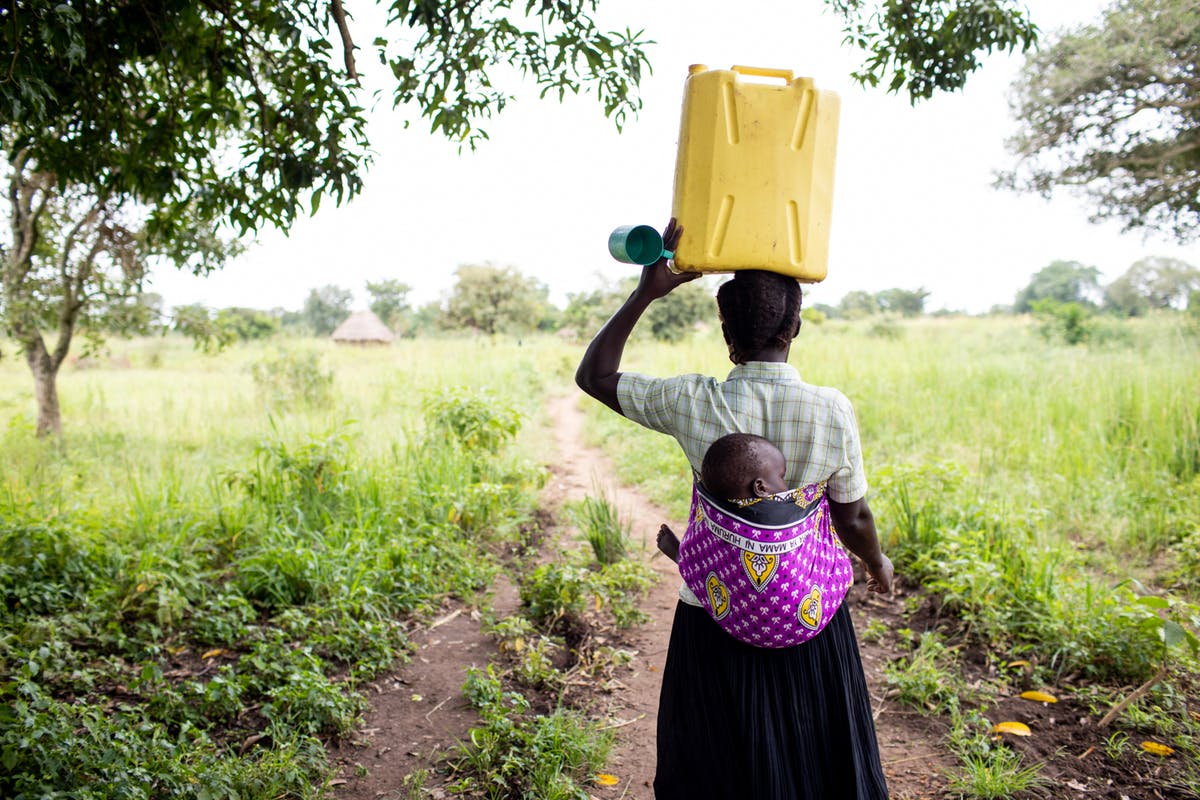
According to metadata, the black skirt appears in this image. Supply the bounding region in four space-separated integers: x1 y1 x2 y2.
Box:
655 601 889 800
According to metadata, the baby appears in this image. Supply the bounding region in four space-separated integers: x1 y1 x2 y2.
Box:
656 432 788 562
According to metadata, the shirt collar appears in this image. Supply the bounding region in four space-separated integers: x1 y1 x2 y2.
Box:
727 361 800 382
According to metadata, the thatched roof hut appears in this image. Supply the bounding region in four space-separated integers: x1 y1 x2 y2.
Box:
331 310 395 345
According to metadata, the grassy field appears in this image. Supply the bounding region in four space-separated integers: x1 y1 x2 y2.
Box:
0 336 579 798
1 314 1197 797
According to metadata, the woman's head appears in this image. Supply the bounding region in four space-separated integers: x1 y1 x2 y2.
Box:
701 433 789 500
715 270 803 363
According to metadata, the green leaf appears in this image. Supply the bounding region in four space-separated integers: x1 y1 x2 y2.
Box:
1161 620 1187 649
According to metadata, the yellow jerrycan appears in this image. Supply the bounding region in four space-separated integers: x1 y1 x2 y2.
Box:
669 65 840 281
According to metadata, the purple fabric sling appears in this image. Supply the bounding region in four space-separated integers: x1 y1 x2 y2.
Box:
677 481 854 648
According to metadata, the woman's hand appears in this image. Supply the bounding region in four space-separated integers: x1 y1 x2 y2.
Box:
864 554 894 594
633 218 701 300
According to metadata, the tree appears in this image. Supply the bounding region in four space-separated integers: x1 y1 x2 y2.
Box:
876 287 930 316
1014 261 1102 313
1 170 176 434
365 279 412 331
642 278 714 342
1 1 652 435
301 286 354 336
216 307 281 341
1105 256 1200 316
562 286 619 337
829 0 1039 101
1001 0 1200 241
442 264 554 335
839 290 880 319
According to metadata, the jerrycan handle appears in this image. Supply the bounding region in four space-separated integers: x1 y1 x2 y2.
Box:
731 65 795 82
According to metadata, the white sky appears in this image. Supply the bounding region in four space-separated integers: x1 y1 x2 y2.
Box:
148 0 1198 315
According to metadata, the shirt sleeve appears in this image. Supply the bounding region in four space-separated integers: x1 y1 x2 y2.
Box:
827 391 868 503
616 372 685 436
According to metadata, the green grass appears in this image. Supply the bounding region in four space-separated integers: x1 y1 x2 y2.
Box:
884 631 961 712
566 491 633 565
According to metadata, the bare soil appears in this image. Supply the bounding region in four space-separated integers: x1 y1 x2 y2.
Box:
331 391 1197 800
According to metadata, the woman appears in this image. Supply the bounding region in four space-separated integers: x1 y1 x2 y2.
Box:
576 219 893 799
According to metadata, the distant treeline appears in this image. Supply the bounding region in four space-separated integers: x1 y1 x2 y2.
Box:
147 257 1199 347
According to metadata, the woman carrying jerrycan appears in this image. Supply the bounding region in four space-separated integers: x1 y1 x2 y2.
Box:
576 218 894 799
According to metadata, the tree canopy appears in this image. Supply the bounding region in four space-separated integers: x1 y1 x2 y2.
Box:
442 264 554 335
1001 0 1200 241
1104 256 1200 315
830 0 1038 101
301 285 354 336
1014 260 1102 313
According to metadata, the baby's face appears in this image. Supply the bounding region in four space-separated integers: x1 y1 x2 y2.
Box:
758 444 790 495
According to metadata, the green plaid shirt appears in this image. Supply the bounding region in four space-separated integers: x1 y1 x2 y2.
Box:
616 361 867 503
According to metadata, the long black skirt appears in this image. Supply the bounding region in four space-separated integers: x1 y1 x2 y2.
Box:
654 601 889 800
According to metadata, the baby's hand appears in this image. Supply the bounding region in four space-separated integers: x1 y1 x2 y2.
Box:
656 524 680 563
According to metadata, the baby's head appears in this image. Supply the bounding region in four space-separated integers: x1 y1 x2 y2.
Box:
700 433 789 500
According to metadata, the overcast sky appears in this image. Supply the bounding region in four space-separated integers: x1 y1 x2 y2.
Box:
147 0 1197 315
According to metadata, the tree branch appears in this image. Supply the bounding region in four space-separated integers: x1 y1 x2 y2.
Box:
1098 666 1168 728
330 0 358 83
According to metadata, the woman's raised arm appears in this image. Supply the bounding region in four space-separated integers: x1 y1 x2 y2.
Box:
575 219 697 413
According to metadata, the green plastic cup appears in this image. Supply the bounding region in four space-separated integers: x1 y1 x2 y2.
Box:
608 224 674 265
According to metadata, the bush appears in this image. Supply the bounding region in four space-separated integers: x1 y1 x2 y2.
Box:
867 315 903 339
424 388 521 452
800 307 827 326
520 558 654 633
249 350 333 408
1031 298 1093 345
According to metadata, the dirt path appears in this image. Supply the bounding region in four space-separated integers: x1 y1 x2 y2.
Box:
332 390 951 799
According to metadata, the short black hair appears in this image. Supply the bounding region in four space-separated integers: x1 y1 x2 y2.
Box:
701 432 783 500
715 270 803 362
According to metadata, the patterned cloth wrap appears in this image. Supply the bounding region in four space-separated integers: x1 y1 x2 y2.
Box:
677 481 854 648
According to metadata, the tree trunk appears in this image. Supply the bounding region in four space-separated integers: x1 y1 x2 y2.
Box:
25 337 63 438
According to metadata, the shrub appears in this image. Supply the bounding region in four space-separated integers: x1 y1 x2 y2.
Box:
425 388 521 452
800 307 827 326
867 315 903 339
1031 298 1093 344
249 350 334 408
520 558 654 633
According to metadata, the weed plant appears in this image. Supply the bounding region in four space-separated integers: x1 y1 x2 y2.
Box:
519 558 655 635
884 632 960 712
566 492 632 565
450 666 612 800
249 348 334 409
943 702 1047 800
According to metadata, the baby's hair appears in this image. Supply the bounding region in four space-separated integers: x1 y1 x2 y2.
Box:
701 432 784 500
715 270 803 361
